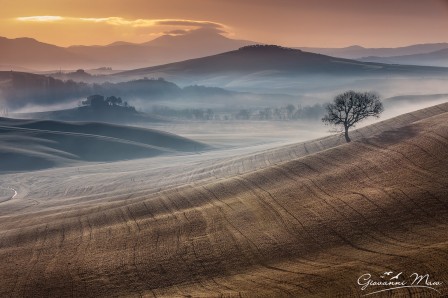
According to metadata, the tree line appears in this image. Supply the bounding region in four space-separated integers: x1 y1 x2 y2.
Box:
150 103 324 121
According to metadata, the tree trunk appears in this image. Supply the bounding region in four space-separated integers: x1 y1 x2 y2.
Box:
344 127 351 142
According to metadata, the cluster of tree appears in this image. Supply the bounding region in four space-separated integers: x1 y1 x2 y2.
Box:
49 69 93 82
80 95 135 111
239 44 296 52
151 105 215 120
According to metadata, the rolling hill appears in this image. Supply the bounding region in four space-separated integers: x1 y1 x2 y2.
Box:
14 105 163 123
0 102 447 296
0 118 208 172
115 45 448 87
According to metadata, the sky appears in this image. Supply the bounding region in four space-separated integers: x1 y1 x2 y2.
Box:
1 0 448 47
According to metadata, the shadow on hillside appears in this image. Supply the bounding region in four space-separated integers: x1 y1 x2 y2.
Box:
362 124 419 146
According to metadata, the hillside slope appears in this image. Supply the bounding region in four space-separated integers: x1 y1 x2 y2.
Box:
0 103 447 296
0 118 208 172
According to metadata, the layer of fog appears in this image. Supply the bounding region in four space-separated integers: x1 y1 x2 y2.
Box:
11 99 80 114
221 76 448 101
146 120 329 148
2 73 447 152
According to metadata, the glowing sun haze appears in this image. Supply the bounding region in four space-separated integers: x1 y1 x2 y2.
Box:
2 0 448 47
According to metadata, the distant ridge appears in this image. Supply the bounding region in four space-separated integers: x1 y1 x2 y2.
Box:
360 48 448 67
2 33 447 70
0 36 89 69
298 42 448 59
0 30 256 70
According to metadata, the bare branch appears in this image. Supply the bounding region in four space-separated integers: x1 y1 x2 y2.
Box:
321 90 384 142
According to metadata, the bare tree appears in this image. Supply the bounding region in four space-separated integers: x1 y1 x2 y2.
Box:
322 90 383 142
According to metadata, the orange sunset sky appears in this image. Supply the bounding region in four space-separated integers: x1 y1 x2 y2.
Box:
1 0 448 47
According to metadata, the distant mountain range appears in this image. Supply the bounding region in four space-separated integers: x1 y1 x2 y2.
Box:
298 43 448 59
0 30 255 70
2 31 447 71
0 37 90 70
360 48 448 67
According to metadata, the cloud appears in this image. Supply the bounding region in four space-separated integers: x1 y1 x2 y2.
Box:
156 20 228 35
16 16 156 27
16 16 64 22
78 17 156 27
154 20 225 29
163 27 227 36
14 16 230 43
16 16 227 31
